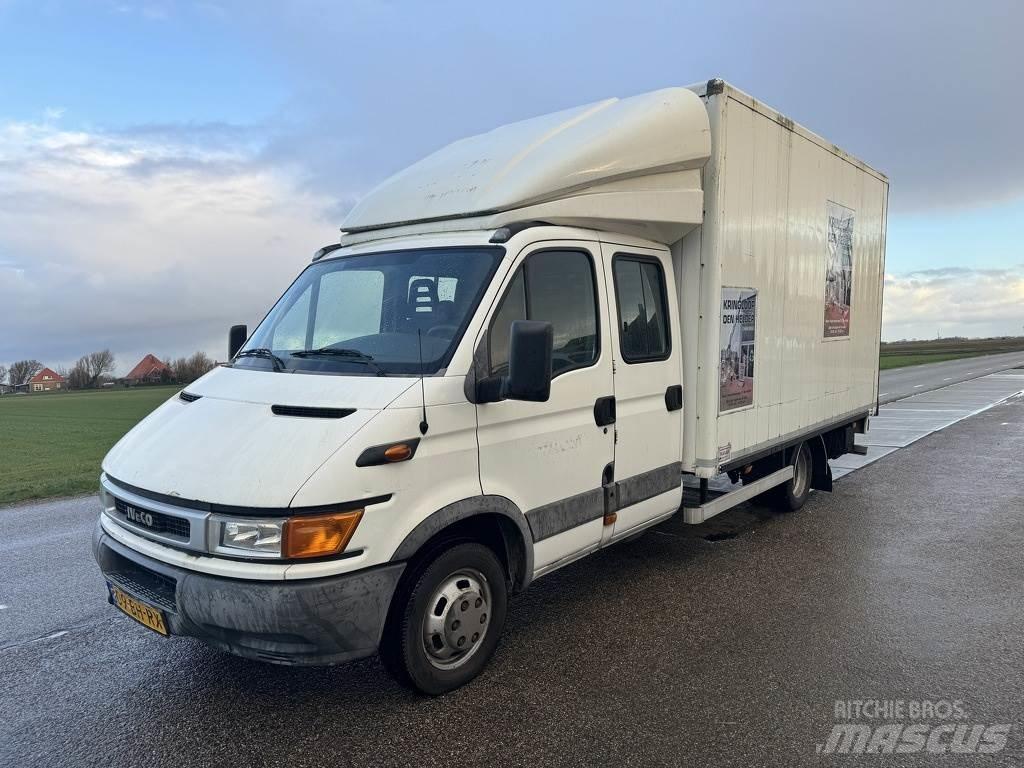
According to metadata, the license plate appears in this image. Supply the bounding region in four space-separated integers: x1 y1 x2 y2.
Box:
108 583 168 636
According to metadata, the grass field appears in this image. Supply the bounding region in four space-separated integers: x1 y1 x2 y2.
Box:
0 387 177 505
879 337 1024 370
879 351 1006 370
3 336 1024 506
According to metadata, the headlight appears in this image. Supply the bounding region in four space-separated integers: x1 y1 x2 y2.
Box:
98 481 113 512
213 509 363 560
218 519 284 557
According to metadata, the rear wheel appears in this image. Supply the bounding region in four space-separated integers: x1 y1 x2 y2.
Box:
773 441 813 511
380 542 508 695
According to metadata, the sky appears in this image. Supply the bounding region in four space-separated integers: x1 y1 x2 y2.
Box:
1 0 1022 374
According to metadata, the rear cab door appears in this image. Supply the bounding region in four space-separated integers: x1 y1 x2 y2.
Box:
599 239 683 540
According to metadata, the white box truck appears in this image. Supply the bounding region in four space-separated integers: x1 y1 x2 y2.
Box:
93 80 887 694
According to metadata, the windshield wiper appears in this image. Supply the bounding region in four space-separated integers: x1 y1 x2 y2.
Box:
290 347 385 376
235 348 287 372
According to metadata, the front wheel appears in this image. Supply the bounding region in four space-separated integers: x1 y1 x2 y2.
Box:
381 542 508 695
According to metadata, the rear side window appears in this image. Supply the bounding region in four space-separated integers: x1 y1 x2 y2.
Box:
612 256 670 362
488 249 599 377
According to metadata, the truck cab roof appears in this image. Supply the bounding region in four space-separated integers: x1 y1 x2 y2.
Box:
340 86 712 246
339 80 887 250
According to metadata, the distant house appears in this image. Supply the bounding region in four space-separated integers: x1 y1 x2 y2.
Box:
28 367 66 393
123 354 173 385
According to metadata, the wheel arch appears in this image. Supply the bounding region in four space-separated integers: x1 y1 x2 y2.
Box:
390 495 534 593
769 435 831 492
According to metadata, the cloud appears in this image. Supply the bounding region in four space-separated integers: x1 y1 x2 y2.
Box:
220 0 1024 215
111 2 169 21
0 116 340 373
2 0 1022 370
882 267 1024 340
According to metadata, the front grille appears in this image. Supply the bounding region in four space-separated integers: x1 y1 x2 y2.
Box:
114 498 191 540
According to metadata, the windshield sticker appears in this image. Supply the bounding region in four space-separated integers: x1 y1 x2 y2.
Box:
720 287 757 412
824 201 855 338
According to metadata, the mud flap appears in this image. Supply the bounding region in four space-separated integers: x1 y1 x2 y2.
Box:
809 435 833 492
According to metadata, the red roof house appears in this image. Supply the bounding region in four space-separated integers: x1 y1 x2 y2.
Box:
29 367 66 393
124 354 173 384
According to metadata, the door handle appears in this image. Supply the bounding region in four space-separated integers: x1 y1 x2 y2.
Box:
665 385 682 412
594 395 616 427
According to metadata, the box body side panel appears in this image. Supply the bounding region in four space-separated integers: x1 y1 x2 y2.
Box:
688 92 887 471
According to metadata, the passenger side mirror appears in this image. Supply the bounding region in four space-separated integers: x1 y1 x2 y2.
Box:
505 320 553 402
228 324 248 359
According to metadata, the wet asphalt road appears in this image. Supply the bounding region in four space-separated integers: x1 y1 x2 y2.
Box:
2 397 1024 765
878 350 1024 404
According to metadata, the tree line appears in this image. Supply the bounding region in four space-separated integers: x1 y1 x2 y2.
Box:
165 352 218 385
0 350 217 390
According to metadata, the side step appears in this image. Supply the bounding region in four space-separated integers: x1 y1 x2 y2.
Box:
681 466 794 524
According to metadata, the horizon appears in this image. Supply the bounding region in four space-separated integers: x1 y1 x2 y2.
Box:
11 334 1024 383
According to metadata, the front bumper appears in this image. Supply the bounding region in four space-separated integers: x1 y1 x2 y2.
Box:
93 521 405 665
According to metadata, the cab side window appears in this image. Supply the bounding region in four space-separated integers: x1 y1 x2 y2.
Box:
487 269 526 376
488 249 599 377
612 256 670 362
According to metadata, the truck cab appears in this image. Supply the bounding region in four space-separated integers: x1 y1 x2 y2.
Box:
94 225 686 694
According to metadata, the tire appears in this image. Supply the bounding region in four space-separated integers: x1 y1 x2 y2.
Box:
380 542 508 695
773 441 813 512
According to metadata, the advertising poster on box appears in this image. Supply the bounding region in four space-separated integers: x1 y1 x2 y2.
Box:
824 201 855 338
719 287 757 411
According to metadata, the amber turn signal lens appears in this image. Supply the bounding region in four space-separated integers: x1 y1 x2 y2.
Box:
383 443 413 462
282 509 363 559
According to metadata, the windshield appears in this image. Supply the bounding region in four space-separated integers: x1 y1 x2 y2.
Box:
236 246 503 376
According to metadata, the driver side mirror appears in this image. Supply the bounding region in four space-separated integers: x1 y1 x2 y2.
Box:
228 324 248 359
477 320 553 403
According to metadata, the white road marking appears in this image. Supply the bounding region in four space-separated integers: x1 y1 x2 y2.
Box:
31 630 69 643
878 411 970 416
943 377 952 381
834 373 1024 481
913 384 923 388
0 604 8 610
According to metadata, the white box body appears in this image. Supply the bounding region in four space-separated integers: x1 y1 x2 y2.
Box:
677 82 888 476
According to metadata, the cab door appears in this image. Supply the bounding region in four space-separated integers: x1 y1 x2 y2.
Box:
475 242 615 574
600 242 683 540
